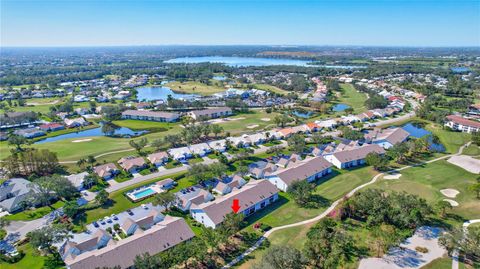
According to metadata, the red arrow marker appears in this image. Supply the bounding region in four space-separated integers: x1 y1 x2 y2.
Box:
231 199 240 213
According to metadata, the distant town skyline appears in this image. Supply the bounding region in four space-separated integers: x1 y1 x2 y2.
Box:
1 0 479 47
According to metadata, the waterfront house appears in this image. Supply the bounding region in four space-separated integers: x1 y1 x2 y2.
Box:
13 128 46 138
445 115 480 133
364 127 410 149
38 123 65 132
64 117 89 128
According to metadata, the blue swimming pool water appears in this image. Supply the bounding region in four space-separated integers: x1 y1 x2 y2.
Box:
133 188 156 199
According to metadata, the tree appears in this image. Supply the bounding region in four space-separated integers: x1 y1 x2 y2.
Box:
439 226 480 262
7 134 29 151
152 192 176 210
365 94 388 109
27 225 71 254
1 148 59 177
211 124 224 138
288 180 313 207
471 131 480 146
288 134 306 154
252 245 307 269
339 126 364 141
76 158 87 170
365 152 389 171
371 224 398 257
129 138 148 154
435 200 453 218
311 133 333 146
134 252 164 269
30 175 78 204
86 155 96 167
219 213 245 237
304 218 354 269
187 163 211 184
387 142 409 163
95 189 109 206
101 121 120 136
151 139 163 150
209 162 228 179
274 114 293 127
163 134 181 148
468 183 480 199
63 200 80 218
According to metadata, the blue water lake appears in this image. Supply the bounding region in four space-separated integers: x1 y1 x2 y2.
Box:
292 110 313 118
35 124 147 144
451 67 470 73
136 86 199 101
212 75 226 81
332 103 351 112
402 123 445 152
165 56 366 69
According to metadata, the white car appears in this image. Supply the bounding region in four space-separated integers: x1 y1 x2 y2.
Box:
141 204 148 209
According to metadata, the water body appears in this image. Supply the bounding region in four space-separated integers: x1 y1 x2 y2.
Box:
402 123 445 152
451 67 470 73
292 110 313 118
35 125 147 144
332 103 351 112
165 56 366 69
212 75 226 81
136 86 199 101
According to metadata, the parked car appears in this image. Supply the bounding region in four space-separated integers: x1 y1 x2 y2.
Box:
93 221 99 228
100 219 106 225
127 209 134 216
141 204 148 209
105 217 112 223
111 214 118 220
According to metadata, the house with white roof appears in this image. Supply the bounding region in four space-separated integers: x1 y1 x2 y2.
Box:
168 147 193 161
208 139 227 152
188 143 212 157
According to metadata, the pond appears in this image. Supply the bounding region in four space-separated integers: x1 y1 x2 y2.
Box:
332 103 351 112
136 86 199 101
212 75 226 81
291 110 313 118
35 124 147 144
165 56 367 69
451 67 470 73
402 123 445 152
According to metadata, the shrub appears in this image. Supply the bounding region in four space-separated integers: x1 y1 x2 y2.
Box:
415 246 429 253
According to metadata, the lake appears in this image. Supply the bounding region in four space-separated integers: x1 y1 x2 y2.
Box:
165 56 366 69
212 75 226 81
451 67 470 73
292 110 313 118
136 86 199 101
402 123 445 152
332 103 351 112
35 125 147 144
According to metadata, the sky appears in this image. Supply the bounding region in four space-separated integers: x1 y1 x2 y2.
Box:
1 0 479 47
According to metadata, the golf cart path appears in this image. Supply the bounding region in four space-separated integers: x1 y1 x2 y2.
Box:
223 142 469 268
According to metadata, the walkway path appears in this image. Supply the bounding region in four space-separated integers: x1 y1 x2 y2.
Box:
451 219 480 269
223 142 469 268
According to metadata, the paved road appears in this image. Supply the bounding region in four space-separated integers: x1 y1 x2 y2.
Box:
451 219 480 269
223 142 469 268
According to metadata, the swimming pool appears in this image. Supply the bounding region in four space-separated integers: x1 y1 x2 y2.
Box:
132 188 156 199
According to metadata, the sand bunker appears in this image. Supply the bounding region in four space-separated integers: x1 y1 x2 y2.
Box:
246 124 259 129
443 199 459 207
384 173 402 180
447 155 480 174
440 189 459 198
261 118 271 122
72 139 92 143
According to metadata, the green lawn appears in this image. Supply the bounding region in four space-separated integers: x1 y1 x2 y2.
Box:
217 110 280 135
421 257 452 269
3 201 64 221
164 81 225 96
112 119 175 131
332 83 368 114
462 144 480 156
426 123 471 154
368 160 480 220
2 243 52 269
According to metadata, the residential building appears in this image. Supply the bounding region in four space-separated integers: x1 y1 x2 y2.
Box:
265 157 332 192
175 187 214 212
168 147 192 161
121 110 180 122
64 117 89 128
190 180 279 229
208 139 227 152
212 175 247 195
364 127 410 149
187 107 233 120
13 128 46 138
93 163 120 179
147 151 169 167
0 178 38 213
327 144 386 169
65 172 89 191
38 123 65 132
445 115 480 133
61 216 194 269
188 143 212 156
118 157 147 173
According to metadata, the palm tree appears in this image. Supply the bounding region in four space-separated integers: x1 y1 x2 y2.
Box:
152 192 176 210
211 124 224 138
436 200 453 218
77 158 87 169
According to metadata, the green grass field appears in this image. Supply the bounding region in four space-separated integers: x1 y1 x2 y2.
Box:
2 243 52 269
164 81 225 95
4 201 64 221
332 83 368 114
